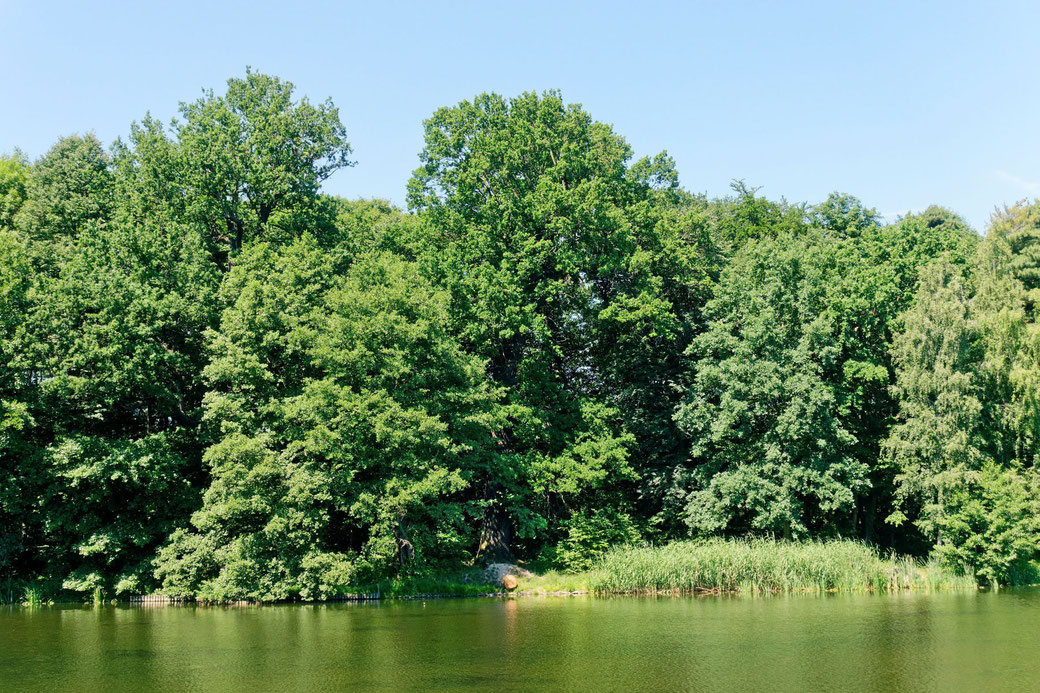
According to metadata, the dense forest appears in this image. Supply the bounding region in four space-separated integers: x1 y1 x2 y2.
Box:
2 71 1039 601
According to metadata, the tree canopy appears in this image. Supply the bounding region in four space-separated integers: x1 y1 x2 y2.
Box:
3 72 1039 601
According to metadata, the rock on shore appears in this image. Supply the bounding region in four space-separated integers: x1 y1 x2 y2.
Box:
482 563 533 585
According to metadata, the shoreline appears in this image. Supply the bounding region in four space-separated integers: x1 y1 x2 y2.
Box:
9 583 990 608
8 537 1006 607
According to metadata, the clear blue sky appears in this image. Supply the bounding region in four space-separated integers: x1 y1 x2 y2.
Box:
2 0 1038 230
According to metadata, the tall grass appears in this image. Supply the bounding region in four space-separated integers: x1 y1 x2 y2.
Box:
579 539 975 595
22 586 45 607
1 578 51 606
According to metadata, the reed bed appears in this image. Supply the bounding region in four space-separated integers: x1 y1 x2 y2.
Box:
581 538 976 595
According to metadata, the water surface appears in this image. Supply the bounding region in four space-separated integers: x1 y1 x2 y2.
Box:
3 589 1039 691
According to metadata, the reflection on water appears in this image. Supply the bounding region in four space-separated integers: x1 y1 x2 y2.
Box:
2 589 1039 692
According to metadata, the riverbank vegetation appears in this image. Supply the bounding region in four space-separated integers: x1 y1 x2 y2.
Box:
578 539 978 595
3 71 1040 604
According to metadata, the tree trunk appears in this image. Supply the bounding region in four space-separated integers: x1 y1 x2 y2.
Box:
477 482 513 563
393 516 413 566
863 493 877 545
225 215 245 272
479 334 523 563
936 488 944 547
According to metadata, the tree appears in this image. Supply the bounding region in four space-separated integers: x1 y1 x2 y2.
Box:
110 115 189 230
18 213 219 595
969 234 1040 466
883 228 1040 580
2 72 361 596
176 69 353 267
0 153 29 230
155 240 500 599
16 134 113 248
883 260 987 545
407 90 687 560
675 201 979 543
676 230 866 538
596 197 722 537
831 206 978 546
931 462 1040 587
706 180 808 250
0 230 36 584
988 199 1040 317
810 192 881 236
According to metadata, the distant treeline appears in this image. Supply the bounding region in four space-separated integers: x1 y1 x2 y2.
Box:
1 71 1038 601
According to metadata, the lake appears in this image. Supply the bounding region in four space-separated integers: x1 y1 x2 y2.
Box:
3 589 1039 691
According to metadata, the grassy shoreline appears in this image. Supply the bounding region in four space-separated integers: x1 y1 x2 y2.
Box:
3 539 991 606
518 539 979 596
287 539 983 602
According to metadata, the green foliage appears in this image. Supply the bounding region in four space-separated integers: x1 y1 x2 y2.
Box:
328 197 415 258
408 89 697 560
810 192 881 235
883 260 986 537
155 241 501 600
931 462 1040 587
838 208 978 547
0 230 34 580
5 73 1040 599
972 213 1040 467
542 507 641 571
176 69 353 262
677 230 867 538
22 585 44 607
0 153 28 229
109 115 189 231
883 217 1040 581
989 199 1040 316
25 219 218 435
45 432 201 596
677 206 979 544
706 180 808 248
16 134 113 248
16 213 218 595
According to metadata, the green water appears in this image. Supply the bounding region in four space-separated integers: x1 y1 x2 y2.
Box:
3 590 1040 692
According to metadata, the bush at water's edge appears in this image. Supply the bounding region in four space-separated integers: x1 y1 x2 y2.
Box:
7 539 1023 604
